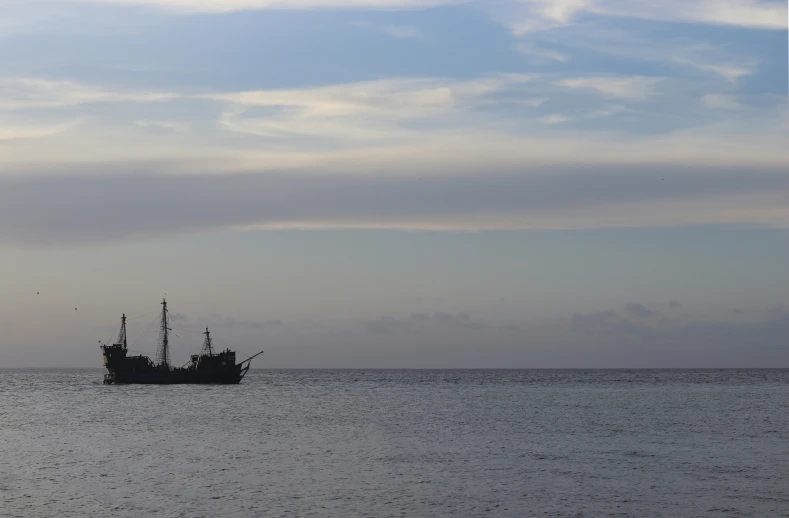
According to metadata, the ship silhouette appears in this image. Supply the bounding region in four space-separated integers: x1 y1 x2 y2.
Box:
101 298 263 384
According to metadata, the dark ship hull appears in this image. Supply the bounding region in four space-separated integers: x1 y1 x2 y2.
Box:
104 367 248 385
100 298 262 385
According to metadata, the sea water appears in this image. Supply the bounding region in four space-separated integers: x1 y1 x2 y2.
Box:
1 369 787 517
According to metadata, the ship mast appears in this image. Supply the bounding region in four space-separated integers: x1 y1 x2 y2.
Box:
118 313 128 350
156 298 171 369
202 327 215 356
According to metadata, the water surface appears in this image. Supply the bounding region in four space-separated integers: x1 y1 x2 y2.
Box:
1 369 788 517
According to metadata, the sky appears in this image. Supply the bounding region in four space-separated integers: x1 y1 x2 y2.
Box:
0 0 787 368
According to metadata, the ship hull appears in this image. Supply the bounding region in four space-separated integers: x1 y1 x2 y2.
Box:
106 369 245 385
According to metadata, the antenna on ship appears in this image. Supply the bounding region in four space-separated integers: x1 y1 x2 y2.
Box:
202 327 215 356
156 297 171 369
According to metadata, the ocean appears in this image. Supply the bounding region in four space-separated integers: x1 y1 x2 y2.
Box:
1 369 787 517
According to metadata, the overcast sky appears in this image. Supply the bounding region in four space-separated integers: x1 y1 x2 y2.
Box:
0 0 787 367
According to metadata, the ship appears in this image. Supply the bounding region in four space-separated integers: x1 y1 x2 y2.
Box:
101 298 263 384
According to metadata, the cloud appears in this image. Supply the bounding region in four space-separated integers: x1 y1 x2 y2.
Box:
205 74 535 119
518 98 548 108
594 0 788 30
490 0 594 35
674 59 754 82
584 105 626 119
62 0 463 13
381 25 425 40
624 303 657 318
514 23 763 89
537 114 570 124
16 0 786 32
134 120 189 132
202 74 537 143
0 121 78 141
515 43 570 63
1 74 786 171
493 0 787 33
1 165 788 245
0 78 180 110
669 300 682 308
702 94 742 109
557 76 662 101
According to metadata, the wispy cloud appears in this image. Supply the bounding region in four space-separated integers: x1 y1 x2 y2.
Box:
0 78 180 110
381 25 425 40
702 94 741 109
535 106 626 125
515 23 761 91
0 121 79 140
518 98 548 108
537 114 570 124
0 73 785 172
202 74 537 142
493 0 787 34
584 105 625 118
593 0 788 30
135 120 189 132
492 0 589 35
57 0 465 14
557 76 662 101
674 58 754 82
515 42 570 62
203 75 537 115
